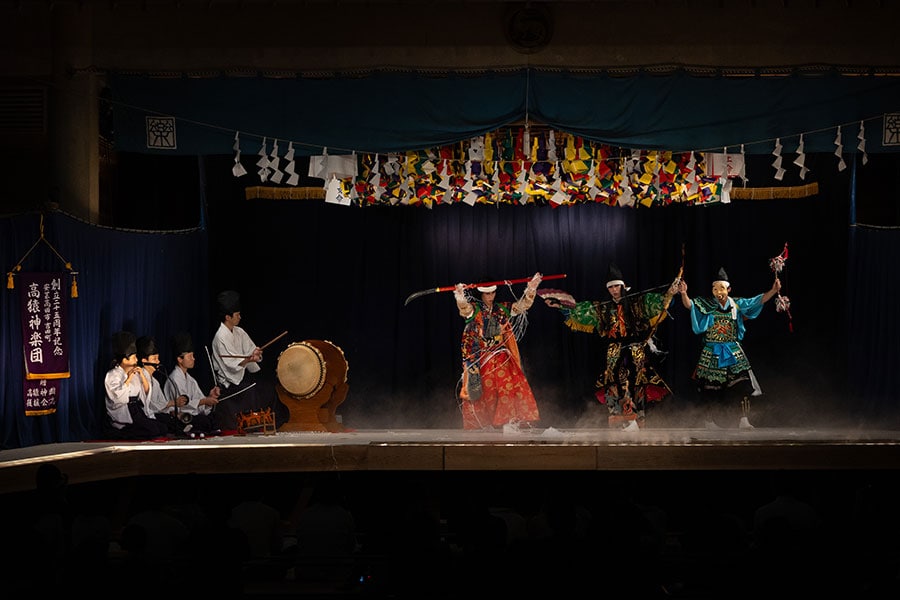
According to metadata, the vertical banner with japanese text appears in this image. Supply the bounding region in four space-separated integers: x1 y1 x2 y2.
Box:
20 272 70 415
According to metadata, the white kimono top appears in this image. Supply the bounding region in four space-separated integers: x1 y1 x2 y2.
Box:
211 322 261 388
164 368 212 416
104 365 152 429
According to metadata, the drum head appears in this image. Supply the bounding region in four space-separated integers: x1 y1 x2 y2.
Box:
276 342 326 399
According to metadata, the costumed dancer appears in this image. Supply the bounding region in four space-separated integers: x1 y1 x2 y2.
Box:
454 273 542 430
675 267 781 429
542 263 678 430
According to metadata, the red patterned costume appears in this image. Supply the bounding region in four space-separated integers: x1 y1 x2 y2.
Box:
455 275 542 429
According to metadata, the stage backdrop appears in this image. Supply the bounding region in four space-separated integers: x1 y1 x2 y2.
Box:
1 212 209 449
2 153 899 449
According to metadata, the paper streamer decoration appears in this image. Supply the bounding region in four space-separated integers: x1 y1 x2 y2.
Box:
232 132 247 177
284 142 299 186
772 138 786 181
834 126 847 172
793 134 809 180
268 139 283 184
324 174 351 206
857 121 868 166
256 137 270 182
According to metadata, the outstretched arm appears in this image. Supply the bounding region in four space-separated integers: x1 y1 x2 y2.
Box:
761 277 782 303
676 279 692 308
512 272 542 316
454 283 474 318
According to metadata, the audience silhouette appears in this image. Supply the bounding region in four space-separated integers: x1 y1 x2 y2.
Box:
3 465 900 598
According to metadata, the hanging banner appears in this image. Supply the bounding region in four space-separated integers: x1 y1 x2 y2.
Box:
24 379 62 416
20 272 70 380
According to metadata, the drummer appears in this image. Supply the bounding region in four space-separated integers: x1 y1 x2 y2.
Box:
210 290 288 430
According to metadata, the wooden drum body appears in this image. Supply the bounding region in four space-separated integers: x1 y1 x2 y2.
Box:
275 340 348 432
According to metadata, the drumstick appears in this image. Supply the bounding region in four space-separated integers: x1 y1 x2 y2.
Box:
218 382 256 402
205 345 215 371
205 345 221 392
259 330 288 351
218 331 288 359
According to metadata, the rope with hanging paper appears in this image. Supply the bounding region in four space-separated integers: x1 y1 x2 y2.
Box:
6 214 79 298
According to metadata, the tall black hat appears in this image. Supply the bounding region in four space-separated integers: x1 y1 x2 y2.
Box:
216 290 241 317
111 330 137 360
172 331 194 356
714 267 730 285
605 262 630 291
136 336 159 361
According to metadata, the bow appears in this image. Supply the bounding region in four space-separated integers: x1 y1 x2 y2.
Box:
404 273 566 306
644 243 685 346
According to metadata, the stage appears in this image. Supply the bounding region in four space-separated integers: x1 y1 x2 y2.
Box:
4 424 900 495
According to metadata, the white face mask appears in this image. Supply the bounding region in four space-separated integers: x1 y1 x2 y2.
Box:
712 282 729 302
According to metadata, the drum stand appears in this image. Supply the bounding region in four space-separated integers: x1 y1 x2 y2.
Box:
275 339 349 433
276 382 347 433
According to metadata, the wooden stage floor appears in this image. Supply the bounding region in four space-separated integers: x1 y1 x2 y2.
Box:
4 424 900 495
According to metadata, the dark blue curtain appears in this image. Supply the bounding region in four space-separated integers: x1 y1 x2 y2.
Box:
4 152 898 449
202 152 867 433
848 225 900 421
0 212 209 449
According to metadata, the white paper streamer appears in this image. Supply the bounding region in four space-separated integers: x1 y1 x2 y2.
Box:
686 151 698 196
309 146 329 182
516 160 528 188
232 132 247 177
550 160 567 203
369 154 381 195
399 171 411 203
468 136 484 162
793 134 809 180
858 121 868 165
618 182 635 208
720 178 733 204
550 187 568 205
522 125 531 158
462 162 474 192
284 142 298 186
324 174 350 206
518 161 530 205
587 158 600 198
717 148 731 204
550 161 563 192
256 137 270 182
268 139 283 184
547 131 558 163
309 149 358 181
738 144 748 185
440 159 453 204
835 126 847 172
771 138 786 181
